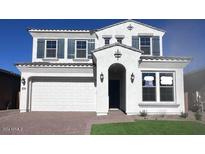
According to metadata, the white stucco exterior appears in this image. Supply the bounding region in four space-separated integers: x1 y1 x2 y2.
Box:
95 20 164 56
16 20 191 115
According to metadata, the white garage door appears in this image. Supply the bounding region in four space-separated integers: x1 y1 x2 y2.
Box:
31 77 96 111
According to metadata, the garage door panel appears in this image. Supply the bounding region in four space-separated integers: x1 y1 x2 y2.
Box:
31 78 96 111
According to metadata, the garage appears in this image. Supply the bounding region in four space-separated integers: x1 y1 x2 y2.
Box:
30 77 96 111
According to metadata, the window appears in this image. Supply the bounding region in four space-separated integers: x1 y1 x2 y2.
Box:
142 73 156 101
104 38 110 45
140 36 151 55
46 40 57 58
88 39 95 59
142 72 175 102
76 40 87 58
160 73 174 101
116 38 123 44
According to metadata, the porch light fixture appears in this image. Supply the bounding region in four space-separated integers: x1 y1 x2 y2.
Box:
114 49 122 60
100 72 104 82
21 78 26 86
131 73 135 83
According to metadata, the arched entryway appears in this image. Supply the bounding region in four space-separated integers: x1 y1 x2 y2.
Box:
108 63 126 112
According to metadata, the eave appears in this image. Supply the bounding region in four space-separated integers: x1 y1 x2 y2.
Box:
28 28 90 33
15 62 94 76
15 62 94 69
92 43 144 53
139 56 192 69
96 19 166 33
0 68 20 77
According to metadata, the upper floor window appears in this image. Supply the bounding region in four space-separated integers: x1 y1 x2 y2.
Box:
75 40 87 59
104 38 110 45
140 36 151 55
46 40 57 58
116 38 123 44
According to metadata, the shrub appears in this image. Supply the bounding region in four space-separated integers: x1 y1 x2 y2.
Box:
195 111 202 121
180 112 188 118
139 110 147 117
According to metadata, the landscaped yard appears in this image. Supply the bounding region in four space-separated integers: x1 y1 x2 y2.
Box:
91 120 205 135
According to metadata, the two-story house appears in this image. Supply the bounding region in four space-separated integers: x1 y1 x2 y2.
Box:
16 19 191 115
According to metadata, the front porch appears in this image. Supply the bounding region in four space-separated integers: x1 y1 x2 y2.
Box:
93 43 142 115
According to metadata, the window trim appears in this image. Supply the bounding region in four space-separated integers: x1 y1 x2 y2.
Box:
44 40 58 59
142 72 157 102
104 37 111 45
139 36 152 56
141 71 176 103
116 37 123 44
88 39 95 58
75 40 88 59
159 72 175 102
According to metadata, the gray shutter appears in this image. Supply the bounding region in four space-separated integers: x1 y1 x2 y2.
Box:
67 39 75 59
57 39 64 58
37 39 45 58
88 39 95 59
132 36 139 49
152 36 160 56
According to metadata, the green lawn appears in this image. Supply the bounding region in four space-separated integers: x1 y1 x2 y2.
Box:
91 120 205 135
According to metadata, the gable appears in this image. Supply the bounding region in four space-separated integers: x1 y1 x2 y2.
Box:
93 43 143 53
96 19 165 36
93 43 142 61
95 20 164 53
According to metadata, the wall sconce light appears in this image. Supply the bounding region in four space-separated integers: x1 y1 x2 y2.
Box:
100 72 104 82
21 78 26 86
131 73 135 83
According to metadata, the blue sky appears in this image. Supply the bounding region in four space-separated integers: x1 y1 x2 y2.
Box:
0 19 204 74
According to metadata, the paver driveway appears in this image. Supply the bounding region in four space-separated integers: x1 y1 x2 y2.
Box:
2 110 203 135
0 110 135 135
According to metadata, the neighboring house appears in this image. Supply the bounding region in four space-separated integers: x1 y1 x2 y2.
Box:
16 19 191 115
0 68 20 110
184 68 205 112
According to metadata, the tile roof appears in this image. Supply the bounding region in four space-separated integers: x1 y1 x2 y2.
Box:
16 62 93 67
28 28 90 33
96 19 166 33
140 56 192 62
28 19 166 34
0 68 20 77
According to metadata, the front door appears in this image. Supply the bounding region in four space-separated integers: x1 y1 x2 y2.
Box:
109 80 120 108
